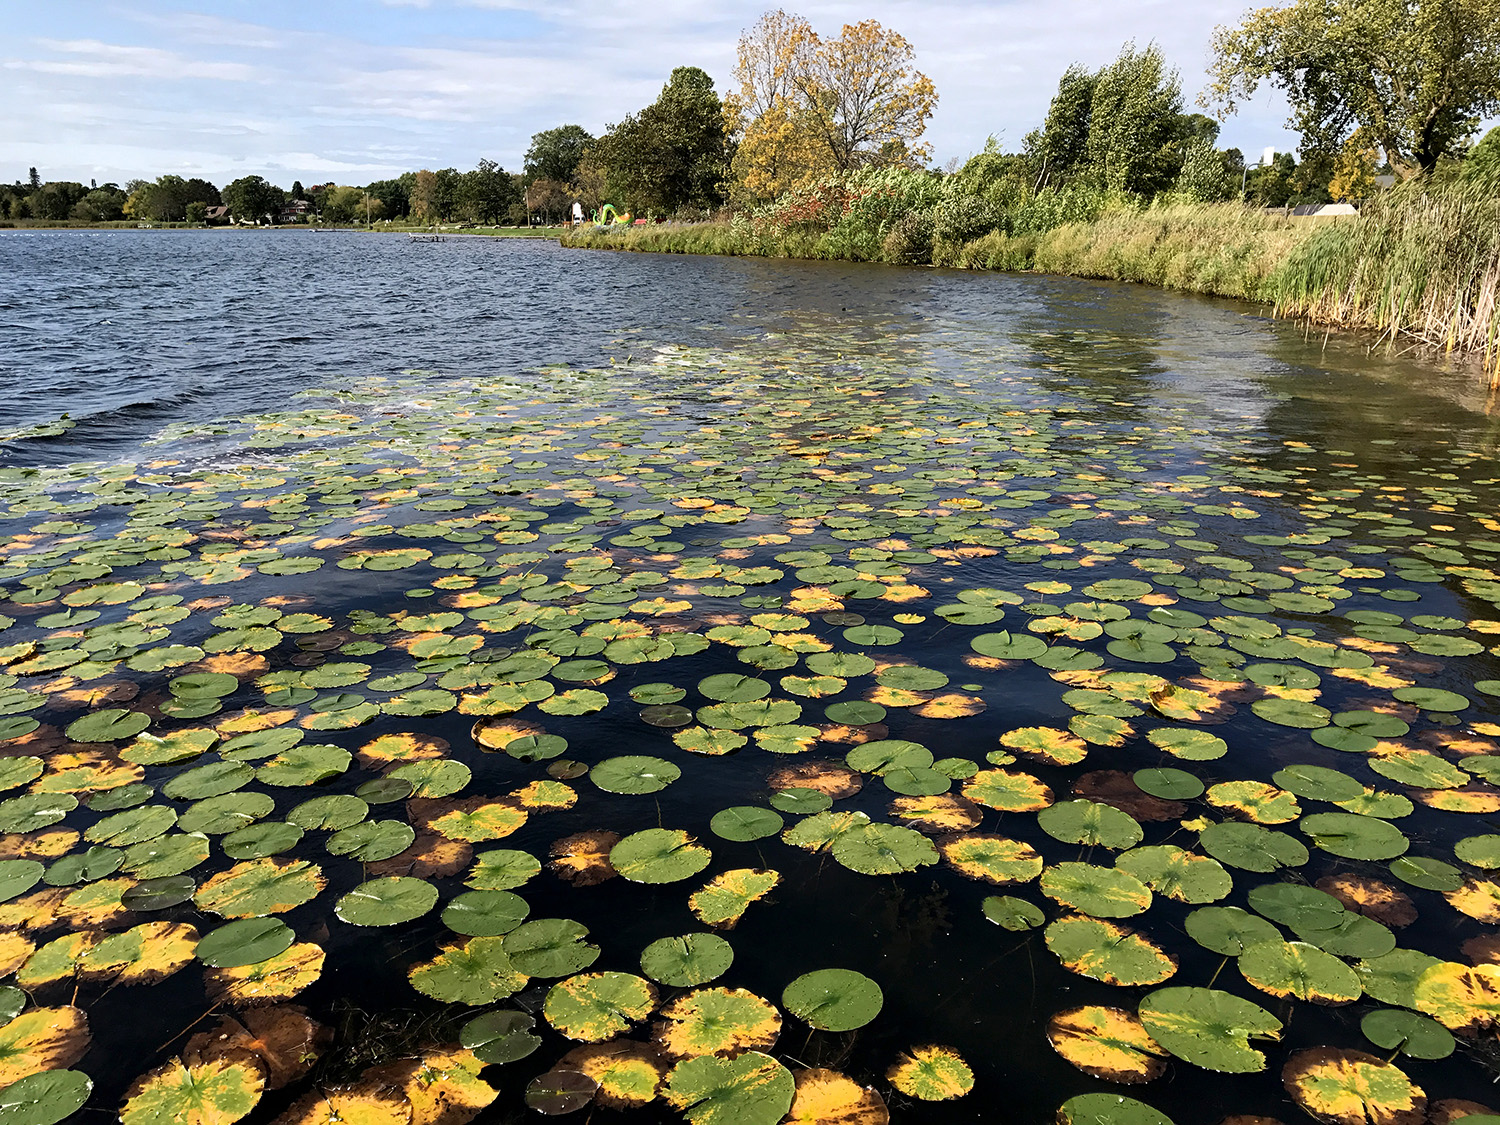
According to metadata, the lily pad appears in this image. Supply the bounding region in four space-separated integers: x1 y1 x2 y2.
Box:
781 968 883 1031
640 933 734 988
1137 987 1282 1073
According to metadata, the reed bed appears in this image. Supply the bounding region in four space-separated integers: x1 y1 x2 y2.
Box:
1268 176 1500 372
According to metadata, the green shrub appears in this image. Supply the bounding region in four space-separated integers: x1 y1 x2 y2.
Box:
883 210 936 264
934 196 1006 243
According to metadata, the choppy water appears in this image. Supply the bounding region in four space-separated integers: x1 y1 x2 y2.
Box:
3 231 1500 1125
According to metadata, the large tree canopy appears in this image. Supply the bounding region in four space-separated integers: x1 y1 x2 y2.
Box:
597 67 731 215
725 10 936 201
1205 0 1500 178
524 125 594 186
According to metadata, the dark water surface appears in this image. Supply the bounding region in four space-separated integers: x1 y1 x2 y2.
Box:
3 231 1500 1125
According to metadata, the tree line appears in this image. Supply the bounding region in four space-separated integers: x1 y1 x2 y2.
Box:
5 0 1497 226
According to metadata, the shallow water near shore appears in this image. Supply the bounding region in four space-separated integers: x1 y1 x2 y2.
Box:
3 231 1500 1125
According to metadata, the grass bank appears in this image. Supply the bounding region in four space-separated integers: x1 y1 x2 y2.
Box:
563 198 1500 373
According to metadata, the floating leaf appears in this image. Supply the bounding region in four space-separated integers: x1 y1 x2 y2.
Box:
1137 987 1282 1073
640 933 734 988
782 968 882 1031
831 824 937 875
0 1008 89 1086
663 1051 793 1125
689 869 779 928
655 988 781 1058
408 936 528 1005
1281 1047 1425 1125
1041 863 1152 919
335 877 437 927
1055 1093 1174 1124
1239 940 1362 1004
1046 916 1177 986
504 918 599 977
939 835 1041 884
1047 1006 1166 1084
610 829 712 884
119 1057 264 1125
885 1045 973 1101
544 971 657 1041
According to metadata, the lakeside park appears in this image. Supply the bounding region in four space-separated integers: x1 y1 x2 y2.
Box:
4 3 1500 1124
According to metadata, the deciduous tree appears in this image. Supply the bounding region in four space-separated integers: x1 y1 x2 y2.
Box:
1205 0 1500 178
595 67 730 215
725 10 936 201
524 126 593 185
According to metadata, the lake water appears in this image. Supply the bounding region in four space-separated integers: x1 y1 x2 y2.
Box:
2 230 1500 1125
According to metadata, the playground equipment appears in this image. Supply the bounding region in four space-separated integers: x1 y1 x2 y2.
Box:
593 204 632 228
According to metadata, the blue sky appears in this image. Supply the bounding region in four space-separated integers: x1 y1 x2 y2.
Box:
2 0 1308 188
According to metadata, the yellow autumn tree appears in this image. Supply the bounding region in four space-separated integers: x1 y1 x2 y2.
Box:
725 10 937 203
1328 130 1379 202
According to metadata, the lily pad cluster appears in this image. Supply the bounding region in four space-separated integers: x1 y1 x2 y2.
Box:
0 331 1499 1124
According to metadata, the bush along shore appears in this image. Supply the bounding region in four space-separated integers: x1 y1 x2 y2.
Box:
561 166 1500 376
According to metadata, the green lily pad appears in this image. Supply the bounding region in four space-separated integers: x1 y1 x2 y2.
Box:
1057 1093 1174 1124
442 890 530 937
1199 822 1308 872
781 968 882 1031
709 807 784 841
504 918 600 977
982 895 1046 930
641 933 734 987
591 756 681 795
610 829 712 884
0 1069 94 1125
1038 800 1144 850
335 876 438 926
1132 768 1204 800
195 917 294 968
1040 863 1152 918
1301 812 1409 860
1137 986 1282 1073
459 1010 541 1065
663 1051 794 1125
1185 906 1282 955
1360 1008 1455 1059
830 823 938 875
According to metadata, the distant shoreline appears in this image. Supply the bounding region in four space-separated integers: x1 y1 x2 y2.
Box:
0 222 558 237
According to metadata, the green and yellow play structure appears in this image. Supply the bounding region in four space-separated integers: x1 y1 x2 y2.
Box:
593 204 631 228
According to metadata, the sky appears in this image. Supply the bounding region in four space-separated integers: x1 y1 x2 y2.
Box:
1 0 1308 189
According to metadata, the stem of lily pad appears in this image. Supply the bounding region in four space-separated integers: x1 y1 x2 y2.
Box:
1207 955 1228 988
154 1002 221 1053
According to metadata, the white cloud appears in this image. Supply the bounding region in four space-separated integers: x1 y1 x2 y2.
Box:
0 0 1313 187
12 39 261 82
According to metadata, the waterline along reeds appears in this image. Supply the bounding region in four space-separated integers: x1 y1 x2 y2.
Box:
562 169 1500 374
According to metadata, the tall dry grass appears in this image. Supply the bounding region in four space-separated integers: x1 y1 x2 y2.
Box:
1268 175 1500 371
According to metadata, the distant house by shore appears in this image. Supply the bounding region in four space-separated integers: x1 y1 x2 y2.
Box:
204 205 230 225
279 199 313 224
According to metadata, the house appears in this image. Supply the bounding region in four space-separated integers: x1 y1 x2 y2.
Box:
278 199 313 224
204 205 230 225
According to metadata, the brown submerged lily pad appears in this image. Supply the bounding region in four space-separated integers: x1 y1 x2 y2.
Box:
186 1005 331 1090
887 794 983 834
550 831 620 887
368 831 473 879
1072 771 1185 822
768 760 862 798
1316 875 1417 928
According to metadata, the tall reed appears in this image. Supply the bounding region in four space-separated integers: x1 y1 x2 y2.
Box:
1267 173 1500 372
